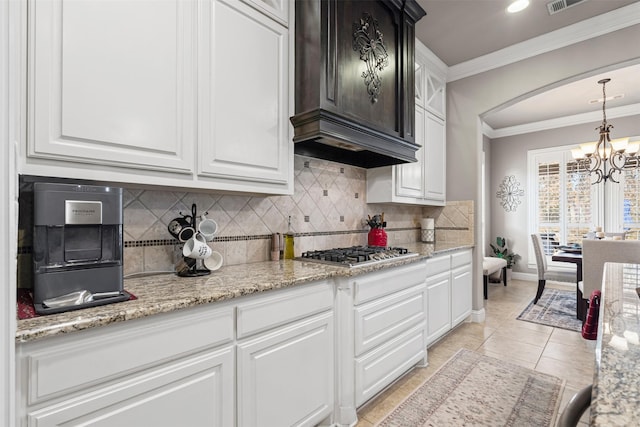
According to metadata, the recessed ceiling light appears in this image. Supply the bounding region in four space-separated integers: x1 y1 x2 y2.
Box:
507 0 530 13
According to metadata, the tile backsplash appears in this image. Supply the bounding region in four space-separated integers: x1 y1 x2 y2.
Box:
18 155 474 286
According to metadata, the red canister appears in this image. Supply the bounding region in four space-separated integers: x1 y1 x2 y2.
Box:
368 228 388 247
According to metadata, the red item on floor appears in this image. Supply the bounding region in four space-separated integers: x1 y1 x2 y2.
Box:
581 290 601 340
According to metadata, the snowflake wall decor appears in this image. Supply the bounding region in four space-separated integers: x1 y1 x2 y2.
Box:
496 175 524 212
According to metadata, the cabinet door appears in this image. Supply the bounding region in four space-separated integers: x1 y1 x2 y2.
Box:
451 264 472 326
198 0 291 190
27 347 234 427
414 59 425 109
237 312 334 427
426 271 451 345
28 0 196 173
424 112 446 205
395 107 425 199
425 71 446 119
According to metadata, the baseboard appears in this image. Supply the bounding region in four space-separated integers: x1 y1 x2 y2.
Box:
470 308 485 323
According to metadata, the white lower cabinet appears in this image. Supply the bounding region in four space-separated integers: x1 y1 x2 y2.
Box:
348 262 428 410
236 281 334 427
451 250 473 326
237 312 334 427
16 304 236 427
426 248 473 346
26 347 234 427
16 281 335 427
16 258 475 427
426 269 451 345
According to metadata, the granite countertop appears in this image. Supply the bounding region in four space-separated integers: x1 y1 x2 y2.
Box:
591 262 640 425
16 242 473 344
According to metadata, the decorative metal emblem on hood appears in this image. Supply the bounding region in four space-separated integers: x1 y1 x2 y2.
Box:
353 13 389 103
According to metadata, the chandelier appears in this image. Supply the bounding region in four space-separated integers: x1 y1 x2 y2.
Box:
571 78 639 184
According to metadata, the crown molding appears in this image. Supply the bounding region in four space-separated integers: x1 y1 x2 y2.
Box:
415 39 448 78
448 2 640 82
484 103 640 139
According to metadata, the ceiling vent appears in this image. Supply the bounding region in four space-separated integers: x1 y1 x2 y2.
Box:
547 0 588 15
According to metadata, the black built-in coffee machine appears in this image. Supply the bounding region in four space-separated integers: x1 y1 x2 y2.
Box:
32 182 129 314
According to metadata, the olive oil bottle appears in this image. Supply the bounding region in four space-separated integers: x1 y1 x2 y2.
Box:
283 216 295 259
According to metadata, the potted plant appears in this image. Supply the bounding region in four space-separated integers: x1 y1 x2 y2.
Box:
489 237 520 281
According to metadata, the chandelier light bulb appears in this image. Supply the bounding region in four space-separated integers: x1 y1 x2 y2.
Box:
579 142 597 155
610 137 630 152
626 142 640 155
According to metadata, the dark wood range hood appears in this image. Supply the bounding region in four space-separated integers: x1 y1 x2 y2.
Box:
290 0 426 168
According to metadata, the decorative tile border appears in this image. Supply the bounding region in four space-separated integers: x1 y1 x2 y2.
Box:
17 227 429 253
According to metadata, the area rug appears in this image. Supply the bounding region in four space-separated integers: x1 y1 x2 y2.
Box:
516 288 582 332
376 349 564 427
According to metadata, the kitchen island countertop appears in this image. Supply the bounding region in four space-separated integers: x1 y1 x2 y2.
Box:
591 262 640 425
16 242 473 343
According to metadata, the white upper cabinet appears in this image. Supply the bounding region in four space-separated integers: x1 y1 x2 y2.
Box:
423 112 446 204
414 58 425 109
198 0 290 189
415 40 446 119
23 0 292 195
366 40 446 206
27 0 196 173
395 107 425 199
241 0 289 26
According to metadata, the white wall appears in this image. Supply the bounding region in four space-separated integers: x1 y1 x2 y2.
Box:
446 23 640 311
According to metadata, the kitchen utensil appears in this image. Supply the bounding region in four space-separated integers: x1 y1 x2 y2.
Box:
203 251 223 271
198 214 218 241
168 215 194 240
182 233 212 259
177 225 196 242
271 233 280 260
175 256 197 275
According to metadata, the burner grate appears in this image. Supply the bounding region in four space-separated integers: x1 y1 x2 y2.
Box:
299 246 415 267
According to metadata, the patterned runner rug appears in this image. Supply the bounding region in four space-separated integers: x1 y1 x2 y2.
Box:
517 288 582 332
376 349 564 427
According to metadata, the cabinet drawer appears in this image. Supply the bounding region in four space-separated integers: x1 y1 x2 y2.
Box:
354 285 425 356
20 305 234 405
353 262 426 305
354 324 425 407
451 249 472 269
236 281 333 339
426 254 450 275
26 346 235 427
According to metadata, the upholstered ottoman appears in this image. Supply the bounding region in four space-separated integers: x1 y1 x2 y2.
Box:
483 257 507 299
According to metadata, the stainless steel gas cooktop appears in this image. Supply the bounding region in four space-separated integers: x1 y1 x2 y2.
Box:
298 246 418 268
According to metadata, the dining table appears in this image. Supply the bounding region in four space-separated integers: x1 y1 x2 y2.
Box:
551 249 585 321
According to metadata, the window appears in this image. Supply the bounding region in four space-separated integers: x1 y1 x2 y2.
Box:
529 146 598 256
622 158 640 240
529 144 640 267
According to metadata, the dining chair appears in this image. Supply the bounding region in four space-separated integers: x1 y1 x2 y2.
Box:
604 232 626 240
557 385 592 427
580 240 640 313
531 233 549 304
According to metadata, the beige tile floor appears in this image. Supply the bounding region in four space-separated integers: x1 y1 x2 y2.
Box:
355 278 596 427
